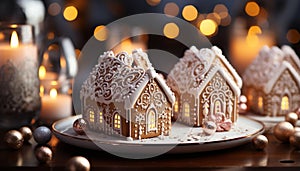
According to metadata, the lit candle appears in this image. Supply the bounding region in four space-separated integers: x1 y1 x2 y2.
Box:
112 39 147 54
0 31 38 69
0 25 41 129
40 88 72 123
230 25 275 74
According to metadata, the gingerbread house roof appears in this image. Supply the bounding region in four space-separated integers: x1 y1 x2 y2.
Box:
80 49 175 110
167 46 242 96
264 61 300 93
243 45 300 93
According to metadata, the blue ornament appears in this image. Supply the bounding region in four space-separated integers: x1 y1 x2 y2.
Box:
33 126 52 144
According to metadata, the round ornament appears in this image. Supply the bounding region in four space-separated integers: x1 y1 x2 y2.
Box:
289 132 300 149
19 126 33 142
35 146 52 163
295 127 300 133
33 126 52 144
239 95 247 103
202 120 217 136
285 112 298 126
4 130 24 150
66 156 90 171
239 103 247 113
252 134 268 150
273 121 294 142
73 118 87 135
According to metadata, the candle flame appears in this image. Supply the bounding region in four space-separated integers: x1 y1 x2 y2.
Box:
39 66 46 79
60 57 66 68
51 81 58 86
40 86 44 97
50 88 57 98
10 31 19 48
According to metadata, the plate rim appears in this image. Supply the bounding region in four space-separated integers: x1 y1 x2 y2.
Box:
52 115 265 147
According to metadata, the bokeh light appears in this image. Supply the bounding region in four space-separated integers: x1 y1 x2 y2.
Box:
214 4 228 14
248 26 262 35
47 32 55 40
75 49 81 60
163 22 179 39
245 2 260 17
182 5 198 21
199 19 217 36
207 13 221 25
220 15 231 26
287 29 300 44
48 2 61 16
94 25 108 41
63 6 78 21
146 0 161 6
164 2 179 17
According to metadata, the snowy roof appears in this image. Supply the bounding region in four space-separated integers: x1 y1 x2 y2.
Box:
80 49 175 109
243 45 300 93
167 46 242 96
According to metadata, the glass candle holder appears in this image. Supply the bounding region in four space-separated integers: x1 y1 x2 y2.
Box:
40 80 72 125
0 24 41 129
39 37 75 124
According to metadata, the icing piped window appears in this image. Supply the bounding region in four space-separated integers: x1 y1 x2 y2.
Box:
183 102 190 117
99 111 103 123
281 95 289 111
258 96 263 110
174 100 179 112
89 110 95 122
147 109 156 131
114 113 121 129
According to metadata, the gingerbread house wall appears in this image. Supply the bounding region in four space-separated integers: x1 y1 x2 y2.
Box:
83 97 130 137
130 79 172 139
172 71 238 127
243 87 267 115
267 69 300 116
244 69 300 116
199 72 238 124
176 92 198 126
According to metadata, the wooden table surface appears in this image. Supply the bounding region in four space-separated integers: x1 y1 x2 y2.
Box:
0 128 300 171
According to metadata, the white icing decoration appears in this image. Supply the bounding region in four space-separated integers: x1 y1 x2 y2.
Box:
81 49 175 139
243 45 300 116
167 46 241 127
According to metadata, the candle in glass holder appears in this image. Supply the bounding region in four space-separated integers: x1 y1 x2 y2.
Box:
0 24 40 129
229 23 275 74
40 86 72 123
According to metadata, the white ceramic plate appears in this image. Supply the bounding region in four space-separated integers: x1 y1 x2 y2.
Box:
52 115 264 156
245 112 299 132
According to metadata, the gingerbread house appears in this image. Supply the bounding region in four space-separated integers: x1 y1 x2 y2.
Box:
167 46 242 127
80 49 175 140
243 45 300 116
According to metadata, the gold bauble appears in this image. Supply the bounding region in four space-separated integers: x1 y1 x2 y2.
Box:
19 126 33 142
285 112 298 126
66 156 90 171
4 130 24 150
252 134 268 150
35 146 52 163
273 121 294 142
289 132 300 149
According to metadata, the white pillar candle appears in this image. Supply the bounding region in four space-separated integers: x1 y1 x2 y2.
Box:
0 26 40 129
40 88 72 122
0 31 37 67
